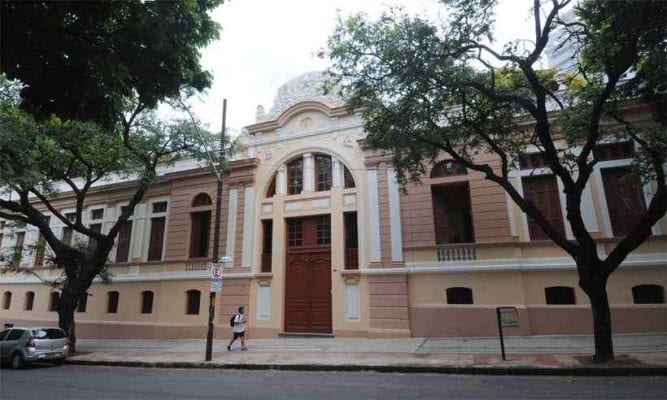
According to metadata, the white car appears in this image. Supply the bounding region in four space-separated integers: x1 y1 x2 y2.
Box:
0 327 69 369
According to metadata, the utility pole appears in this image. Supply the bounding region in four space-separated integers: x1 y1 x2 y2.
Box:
205 99 226 362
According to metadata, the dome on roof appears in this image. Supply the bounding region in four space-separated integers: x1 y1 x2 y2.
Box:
259 71 342 122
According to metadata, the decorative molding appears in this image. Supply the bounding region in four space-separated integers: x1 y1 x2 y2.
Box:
285 201 302 211
311 197 330 209
406 253 667 273
261 203 273 215
343 194 356 206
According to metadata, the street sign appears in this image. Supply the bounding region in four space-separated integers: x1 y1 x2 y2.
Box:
498 307 519 328
210 262 222 293
496 306 519 361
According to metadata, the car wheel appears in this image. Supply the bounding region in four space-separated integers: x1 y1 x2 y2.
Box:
11 353 24 370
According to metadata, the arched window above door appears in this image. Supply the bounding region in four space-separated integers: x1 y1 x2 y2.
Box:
192 193 212 207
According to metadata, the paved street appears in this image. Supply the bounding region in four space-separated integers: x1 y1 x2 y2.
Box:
2 365 666 400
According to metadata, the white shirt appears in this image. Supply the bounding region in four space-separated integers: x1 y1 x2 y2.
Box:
233 313 246 333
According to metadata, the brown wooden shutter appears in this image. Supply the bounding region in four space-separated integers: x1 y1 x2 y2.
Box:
147 217 165 261
601 167 646 236
522 175 565 240
189 212 211 258
115 220 132 262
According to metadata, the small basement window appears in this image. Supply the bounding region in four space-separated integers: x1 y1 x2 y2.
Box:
545 286 576 305
632 284 665 304
446 287 473 304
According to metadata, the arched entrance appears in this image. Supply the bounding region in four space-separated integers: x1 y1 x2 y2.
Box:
284 215 332 333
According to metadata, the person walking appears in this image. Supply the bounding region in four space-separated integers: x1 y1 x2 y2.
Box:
227 306 247 351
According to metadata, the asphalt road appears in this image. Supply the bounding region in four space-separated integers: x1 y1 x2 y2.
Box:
1 364 665 400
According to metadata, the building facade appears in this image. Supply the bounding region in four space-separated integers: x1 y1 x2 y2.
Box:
2 72 666 339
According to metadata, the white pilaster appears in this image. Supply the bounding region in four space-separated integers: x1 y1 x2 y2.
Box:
241 186 255 269
367 168 381 263
131 204 147 259
387 167 403 262
332 158 343 188
276 164 287 195
225 188 238 265
303 153 314 193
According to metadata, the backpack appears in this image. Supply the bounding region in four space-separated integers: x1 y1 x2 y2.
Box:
229 314 236 327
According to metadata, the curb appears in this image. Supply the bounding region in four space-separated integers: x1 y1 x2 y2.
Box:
65 359 667 377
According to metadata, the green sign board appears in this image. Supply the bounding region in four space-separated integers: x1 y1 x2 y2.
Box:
498 307 519 328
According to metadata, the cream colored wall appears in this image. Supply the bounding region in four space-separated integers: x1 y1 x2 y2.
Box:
408 267 667 307
0 283 59 324
0 278 210 327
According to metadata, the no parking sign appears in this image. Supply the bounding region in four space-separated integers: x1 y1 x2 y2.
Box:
210 263 222 292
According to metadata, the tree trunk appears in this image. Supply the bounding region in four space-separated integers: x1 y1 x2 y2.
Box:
56 290 77 354
583 279 614 363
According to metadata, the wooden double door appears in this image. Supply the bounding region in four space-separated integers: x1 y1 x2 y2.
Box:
284 215 332 333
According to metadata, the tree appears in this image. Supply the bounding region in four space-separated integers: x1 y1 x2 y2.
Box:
326 0 666 362
0 0 221 126
0 0 223 351
0 74 218 350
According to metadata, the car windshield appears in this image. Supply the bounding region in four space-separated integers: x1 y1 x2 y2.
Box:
31 328 66 339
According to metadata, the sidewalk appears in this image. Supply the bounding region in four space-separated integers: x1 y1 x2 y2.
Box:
67 333 667 376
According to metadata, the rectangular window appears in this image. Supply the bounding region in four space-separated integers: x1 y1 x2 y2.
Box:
287 219 303 247
261 220 273 273
601 167 646 236
431 183 475 244
594 142 634 161
141 291 154 314
186 290 200 315
34 235 46 267
288 159 303 195
545 286 576 305
115 220 132 263
147 217 166 261
107 291 119 313
316 215 331 245
519 153 547 170
77 294 88 313
344 212 358 270
189 211 211 259
90 209 104 220
24 292 34 311
315 155 332 192
522 175 565 240
152 201 168 214
49 292 59 312
87 223 102 255
13 231 25 265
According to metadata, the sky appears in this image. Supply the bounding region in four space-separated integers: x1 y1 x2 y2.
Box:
186 0 542 135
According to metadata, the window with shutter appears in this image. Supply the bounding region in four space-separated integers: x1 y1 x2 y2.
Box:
147 217 166 261
601 167 646 237
115 220 132 262
189 211 211 258
522 175 565 240
431 184 475 244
